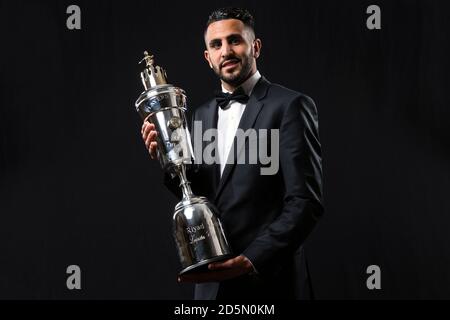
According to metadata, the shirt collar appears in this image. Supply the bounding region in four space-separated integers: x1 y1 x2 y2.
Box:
221 70 261 96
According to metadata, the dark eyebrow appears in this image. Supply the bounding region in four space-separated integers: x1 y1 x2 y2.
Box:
209 39 222 47
209 34 244 47
226 34 243 41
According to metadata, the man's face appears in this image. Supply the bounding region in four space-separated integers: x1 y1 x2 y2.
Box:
204 19 261 88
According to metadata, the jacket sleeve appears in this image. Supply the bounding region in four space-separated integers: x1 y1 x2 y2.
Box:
242 94 324 274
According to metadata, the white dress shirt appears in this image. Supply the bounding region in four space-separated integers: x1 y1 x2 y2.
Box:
217 71 261 176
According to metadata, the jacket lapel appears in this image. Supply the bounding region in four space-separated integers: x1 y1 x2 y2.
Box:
201 99 221 193
214 77 271 202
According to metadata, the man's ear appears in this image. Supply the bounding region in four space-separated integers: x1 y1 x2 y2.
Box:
204 50 213 69
253 39 262 59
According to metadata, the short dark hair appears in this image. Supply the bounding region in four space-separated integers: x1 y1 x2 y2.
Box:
205 7 255 35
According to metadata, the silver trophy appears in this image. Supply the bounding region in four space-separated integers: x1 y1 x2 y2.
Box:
135 51 233 275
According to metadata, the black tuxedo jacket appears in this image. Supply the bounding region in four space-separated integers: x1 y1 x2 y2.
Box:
165 77 324 300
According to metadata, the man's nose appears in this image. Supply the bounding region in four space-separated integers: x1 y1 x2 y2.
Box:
221 42 233 58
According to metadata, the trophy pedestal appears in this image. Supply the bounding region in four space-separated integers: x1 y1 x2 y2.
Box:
174 196 233 275
178 253 234 275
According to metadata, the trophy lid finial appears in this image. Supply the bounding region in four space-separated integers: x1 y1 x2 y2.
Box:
139 51 168 90
140 51 155 67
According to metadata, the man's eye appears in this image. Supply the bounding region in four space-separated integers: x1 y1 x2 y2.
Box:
230 38 240 45
211 42 221 49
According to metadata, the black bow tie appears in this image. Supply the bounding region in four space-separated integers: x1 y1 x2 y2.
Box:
215 87 249 109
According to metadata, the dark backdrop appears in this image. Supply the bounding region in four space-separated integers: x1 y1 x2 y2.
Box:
0 0 449 299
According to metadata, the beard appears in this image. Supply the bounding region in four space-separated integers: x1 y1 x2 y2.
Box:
213 54 254 88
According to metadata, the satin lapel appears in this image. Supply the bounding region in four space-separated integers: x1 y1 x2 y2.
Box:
203 100 218 133
201 100 221 193
214 77 271 202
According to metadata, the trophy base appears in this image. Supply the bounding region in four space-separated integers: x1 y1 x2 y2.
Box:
178 254 234 276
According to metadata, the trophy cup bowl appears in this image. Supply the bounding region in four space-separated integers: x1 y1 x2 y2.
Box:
135 52 233 275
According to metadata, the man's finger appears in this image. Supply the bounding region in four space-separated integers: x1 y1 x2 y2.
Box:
147 130 157 143
150 142 157 159
208 257 239 270
145 131 157 149
142 122 155 139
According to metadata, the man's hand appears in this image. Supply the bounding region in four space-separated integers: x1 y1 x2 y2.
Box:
178 255 254 283
141 120 158 159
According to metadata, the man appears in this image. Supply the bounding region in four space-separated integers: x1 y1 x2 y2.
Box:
141 7 324 300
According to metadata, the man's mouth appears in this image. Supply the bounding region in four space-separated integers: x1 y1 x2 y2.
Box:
221 59 240 69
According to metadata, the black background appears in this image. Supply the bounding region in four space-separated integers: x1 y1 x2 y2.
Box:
0 0 449 299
